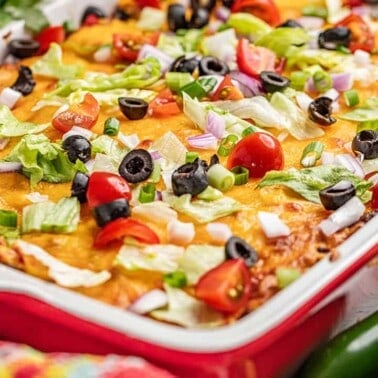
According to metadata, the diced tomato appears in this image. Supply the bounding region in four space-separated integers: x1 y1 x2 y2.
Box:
336 14 375 53
195 259 252 314
113 32 160 62
94 218 160 248
371 183 378 211
342 0 363 7
83 14 100 26
236 38 276 78
35 25 65 55
231 0 281 26
52 93 99 133
136 0 161 8
227 132 284 178
148 88 181 117
86 172 132 209
211 75 244 101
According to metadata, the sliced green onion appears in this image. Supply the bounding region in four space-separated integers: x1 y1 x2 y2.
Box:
336 45 350 54
0 209 18 228
185 151 199 163
197 185 223 201
62 20 76 34
343 89 360 107
149 162 161 183
300 141 324 167
163 271 187 288
357 120 378 133
276 267 301 288
165 72 193 92
290 71 309 91
217 134 238 157
179 80 207 99
207 163 235 192
241 126 254 138
198 77 218 94
313 70 332 93
103 117 120 136
0 226 19 242
138 183 156 203
230 166 249 185
301 5 328 19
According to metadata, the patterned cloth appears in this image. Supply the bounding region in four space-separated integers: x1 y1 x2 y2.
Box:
0 341 176 378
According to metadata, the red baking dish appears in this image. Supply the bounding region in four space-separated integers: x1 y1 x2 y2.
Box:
0 215 377 377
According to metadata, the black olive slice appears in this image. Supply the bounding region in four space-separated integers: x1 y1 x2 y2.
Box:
71 172 89 203
222 0 234 7
308 97 336 126
118 97 148 120
113 7 131 21
225 236 259 267
62 135 92 163
278 19 303 28
352 130 378 160
167 4 188 32
93 198 131 227
209 154 219 167
171 158 208 196
81 6 106 24
318 27 351 50
170 55 199 74
10 65 35 96
191 0 216 11
198 56 230 76
8 39 40 59
118 149 153 183
260 71 290 93
319 180 356 210
188 8 210 29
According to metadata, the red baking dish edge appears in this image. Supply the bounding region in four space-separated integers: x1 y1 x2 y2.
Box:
0 223 377 377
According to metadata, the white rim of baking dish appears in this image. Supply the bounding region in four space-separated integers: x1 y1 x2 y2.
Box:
0 215 377 353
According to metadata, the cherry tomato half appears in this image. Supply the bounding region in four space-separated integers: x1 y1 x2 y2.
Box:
148 88 181 117
113 32 159 62
52 93 100 133
336 14 375 53
371 183 378 211
86 172 132 209
94 218 160 248
231 0 281 26
227 132 284 178
195 258 252 314
211 75 244 101
35 25 65 55
236 38 276 78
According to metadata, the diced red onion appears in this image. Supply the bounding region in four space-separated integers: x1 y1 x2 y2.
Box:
351 5 369 16
206 111 226 139
119 132 140 149
257 211 291 238
156 190 163 201
26 192 49 203
215 6 230 22
0 138 9 150
0 87 22 109
137 44 173 73
0 161 22 173
354 49 371 67
295 92 313 112
206 222 232 243
334 153 365 178
331 72 354 92
93 46 112 63
62 126 94 141
128 289 168 314
331 100 340 113
187 133 218 149
297 16 325 29
230 71 264 97
150 150 162 161
318 196 365 237
167 219 195 245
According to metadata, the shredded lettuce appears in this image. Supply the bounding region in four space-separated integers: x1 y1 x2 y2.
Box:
151 284 224 328
0 105 48 137
180 29 204 52
340 97 378 122
91 135 128 164
151 131 187 165
157 34 185 58
255 27 311 58
3 134 82 187
178 245 225 285
49 57 162 97
31 43 83 80
137 7 165 30
258 165 373 203
163 192 243 223
22 197 80 233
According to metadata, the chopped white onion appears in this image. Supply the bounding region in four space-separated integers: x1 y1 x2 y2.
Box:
128 289 168 315
167 219 195 245
137 44 173 73
93 45 112 63
0 87 22 109
118 132 140 149
62 126 94 141
85 159 95 173
297 16 325 29
0 161 22 173
334 153 365 178
206 222 232 243
318 196 365 237
133 201 178 224
187 133 218 149
25 192 49 203
323 88 339 101
331 100 340 113
277 130 289 142
354 49 371 67
295 92 313 112
257 211 291 238
206 111 226 139
321 151 335 165
0 138 9 150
